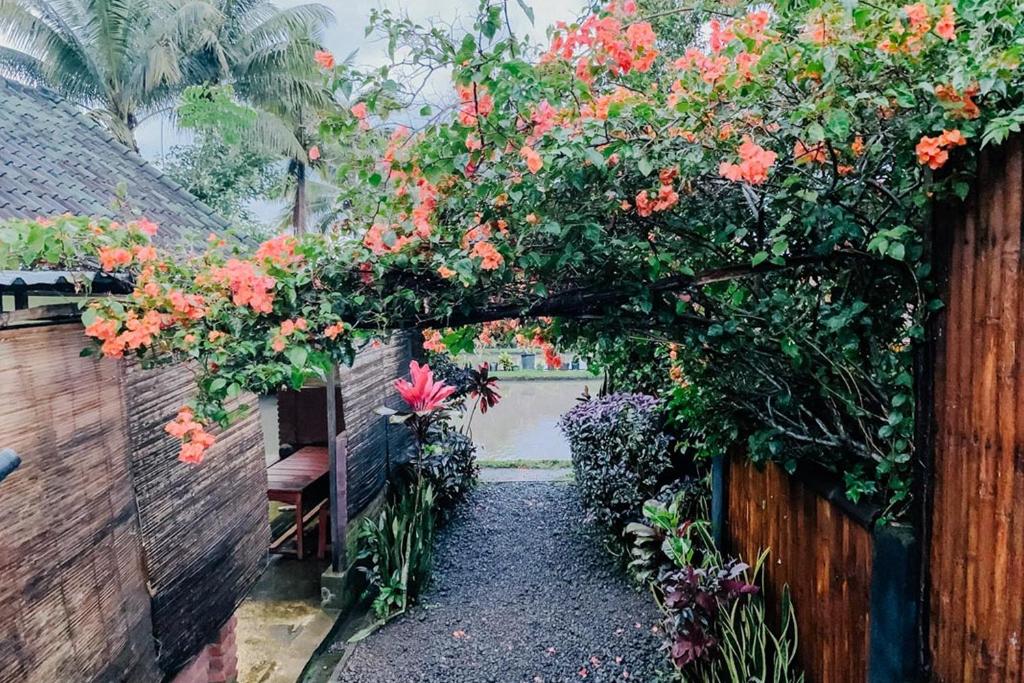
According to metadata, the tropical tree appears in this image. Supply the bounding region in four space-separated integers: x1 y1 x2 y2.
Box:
0 0 333 159
0 0 221 148
186 0 337 233
159 129 278 231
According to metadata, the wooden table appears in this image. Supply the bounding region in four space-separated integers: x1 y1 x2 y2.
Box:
267 446 329 559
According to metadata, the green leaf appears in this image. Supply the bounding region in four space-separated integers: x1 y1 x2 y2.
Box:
515 0 535 25
638 158 653 177
286 346 309 368
752 251 769 266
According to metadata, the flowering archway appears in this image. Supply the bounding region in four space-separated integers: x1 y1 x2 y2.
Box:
3 0 1019 517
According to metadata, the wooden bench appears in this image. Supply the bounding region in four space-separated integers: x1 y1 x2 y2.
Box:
267 446 329 559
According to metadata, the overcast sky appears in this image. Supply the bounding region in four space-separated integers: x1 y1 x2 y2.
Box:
136 0 584 161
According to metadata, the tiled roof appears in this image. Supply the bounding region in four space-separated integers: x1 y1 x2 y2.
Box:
0 78 226 247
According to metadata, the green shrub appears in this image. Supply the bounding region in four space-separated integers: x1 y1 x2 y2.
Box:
356 476 437 620
417 425 478 510
559 393 671 531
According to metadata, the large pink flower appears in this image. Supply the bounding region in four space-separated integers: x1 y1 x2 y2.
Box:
394 360 456 412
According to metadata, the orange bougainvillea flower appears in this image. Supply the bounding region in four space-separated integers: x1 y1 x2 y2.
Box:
255 234 303 268
314 50 335 70
135 217 159 236
98 246 133 271
165 407 216 463
794 140 827 164
934 83 979 119
437 265 457 279
323 322 346 340
209 259 276 313
422 328 445 353
719 137 777 185
916 129 966 170
935 4 956 40
851 136 866 157
520 146 543 174
471 240 504 270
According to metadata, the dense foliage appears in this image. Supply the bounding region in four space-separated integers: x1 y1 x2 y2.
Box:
160 131 279 230
627 494 802 680
560 393 672 530
6 0 1024 517
357 476 437 620
416 425 479 509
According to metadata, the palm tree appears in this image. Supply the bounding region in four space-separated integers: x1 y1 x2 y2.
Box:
0 0 334 162
0 0 223 149
179 0 338 233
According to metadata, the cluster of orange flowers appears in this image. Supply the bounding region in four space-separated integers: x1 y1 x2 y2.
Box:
719 137 778 185
457 84 494 127
270 317 308 352
85 309 167 358
915 129 967 170
879 3 956 53
255 235 303 268
520 146 543 174
471 241 504 270
543 0 657 83
208 259 276 313
631 168 681 217
165 407 216 464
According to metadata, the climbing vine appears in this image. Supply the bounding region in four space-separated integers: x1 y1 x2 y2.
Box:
4 0 1024 515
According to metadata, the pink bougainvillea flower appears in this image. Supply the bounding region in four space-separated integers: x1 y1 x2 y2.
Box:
135 217 159 236
314 49 335 70
394 360 456 412
520 145 543 174
308 145 321 161
935 4 956 40
98 246 133 271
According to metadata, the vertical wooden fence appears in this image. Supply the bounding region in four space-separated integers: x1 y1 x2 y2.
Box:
725 459 873 683
718 457 919 683
927 135 1024 681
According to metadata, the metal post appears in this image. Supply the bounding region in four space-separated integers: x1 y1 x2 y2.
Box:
326 365 346 573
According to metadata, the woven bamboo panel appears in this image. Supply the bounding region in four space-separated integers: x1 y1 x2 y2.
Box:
0 322 159 683
338 333 414 517
726 459 873 683
929 136 1024 681
121 359 268 677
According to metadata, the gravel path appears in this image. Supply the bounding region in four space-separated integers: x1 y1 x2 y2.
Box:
332 482 666 683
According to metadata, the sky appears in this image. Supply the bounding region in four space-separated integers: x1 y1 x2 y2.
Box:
136 0 584 162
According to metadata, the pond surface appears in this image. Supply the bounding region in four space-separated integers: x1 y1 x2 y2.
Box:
463 378 595 461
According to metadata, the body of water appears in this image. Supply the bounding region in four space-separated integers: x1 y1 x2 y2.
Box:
463 379 594 461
